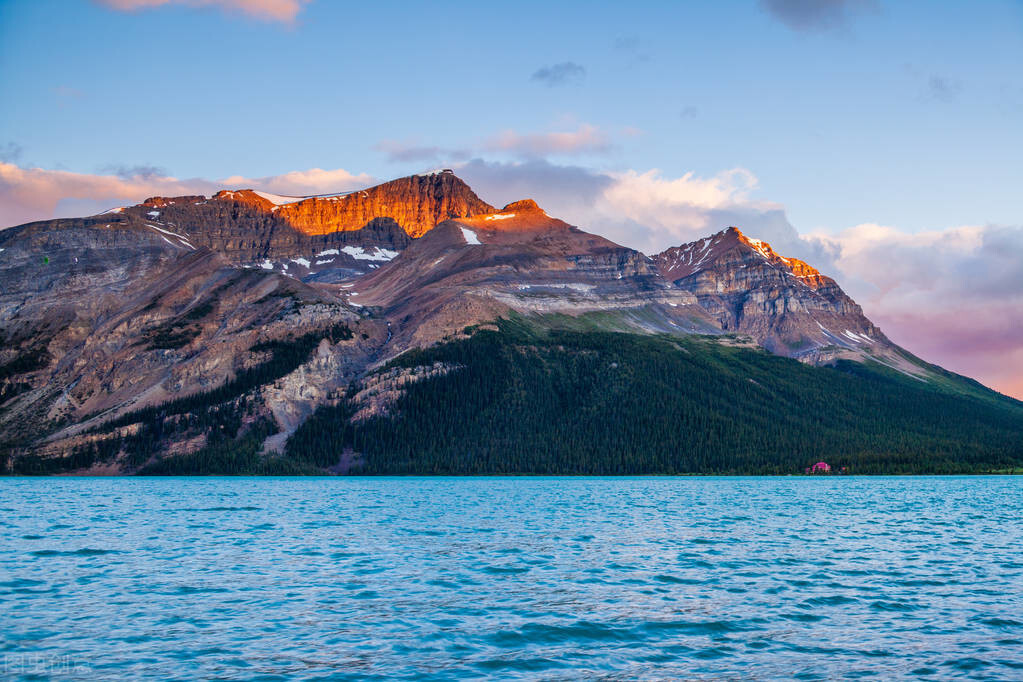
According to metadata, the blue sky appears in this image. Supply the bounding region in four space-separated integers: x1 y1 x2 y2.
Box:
1 0 1022 397
2 0 1020 232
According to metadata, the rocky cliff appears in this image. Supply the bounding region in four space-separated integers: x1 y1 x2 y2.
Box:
50 171 496 283
221 171 495 238
654 227 887 359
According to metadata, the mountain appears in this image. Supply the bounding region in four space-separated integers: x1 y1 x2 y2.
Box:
653 226 912 366
1 171 1020 475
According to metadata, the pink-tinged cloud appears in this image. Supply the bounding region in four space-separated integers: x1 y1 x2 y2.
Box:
97 0 310 22
483 124 614 158
811 223 1023 400
0 162 372 228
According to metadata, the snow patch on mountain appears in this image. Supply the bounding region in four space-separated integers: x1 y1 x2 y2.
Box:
341 246 399 261
253 191 308 206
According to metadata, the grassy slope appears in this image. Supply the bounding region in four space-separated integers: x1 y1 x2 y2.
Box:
287 317 1023 475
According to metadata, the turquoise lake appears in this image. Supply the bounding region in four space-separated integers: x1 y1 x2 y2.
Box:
1 476 1021 679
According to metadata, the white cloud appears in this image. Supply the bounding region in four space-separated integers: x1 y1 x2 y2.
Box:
458 160 812 259
97 0 310 22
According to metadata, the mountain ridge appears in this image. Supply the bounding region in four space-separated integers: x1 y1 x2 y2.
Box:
1 170 1020 475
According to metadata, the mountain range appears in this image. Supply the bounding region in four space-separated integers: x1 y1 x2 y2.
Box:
1 170 1020 475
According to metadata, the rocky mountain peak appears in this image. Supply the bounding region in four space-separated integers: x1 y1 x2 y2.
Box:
501 199 544 213
653 226 884 358
654 226 825 287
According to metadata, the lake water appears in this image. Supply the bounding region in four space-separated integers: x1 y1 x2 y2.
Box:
1 477 1021 680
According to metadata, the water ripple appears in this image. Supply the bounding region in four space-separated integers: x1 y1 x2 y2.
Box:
0 475 1021 680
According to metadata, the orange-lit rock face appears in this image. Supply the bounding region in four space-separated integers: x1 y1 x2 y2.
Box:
784 258 827 289
454 199 568 236
212 173 494 238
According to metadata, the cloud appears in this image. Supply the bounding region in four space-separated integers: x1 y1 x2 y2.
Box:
483 124 613 158
220 167 373 195
530 62 586 87
0 143 23 164
613 36 641 51
98 164 169 180
759 0 877 32
374 124 616 163
0 162 371 228
810 223 1023 399
456 159 817 262
613 36 650 63
96 0 310 22
925 75 962 102
456 158 614 216
373 140 470 164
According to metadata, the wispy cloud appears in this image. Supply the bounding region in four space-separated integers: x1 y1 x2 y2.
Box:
222 167 374 195
530 62 586 87
759 0 877 32
96 0 310 23
98 164 169 180
374 125 617 163
0 143 23 163
613 36 650 63
52 86 84 100
925 75 963 102
483 124 613 158
373 140 470 164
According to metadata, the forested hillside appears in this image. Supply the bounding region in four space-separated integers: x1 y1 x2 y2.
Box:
285 320 1023 475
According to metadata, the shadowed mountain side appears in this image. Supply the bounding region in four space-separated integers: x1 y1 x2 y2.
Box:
0 216 381 465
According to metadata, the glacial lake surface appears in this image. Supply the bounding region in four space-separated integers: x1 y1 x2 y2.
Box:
1 476 1021 680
